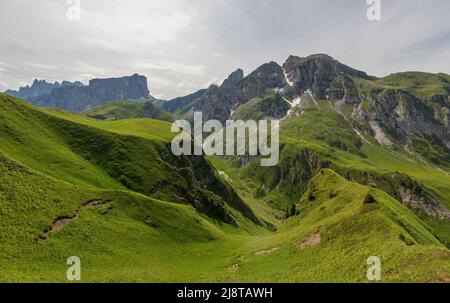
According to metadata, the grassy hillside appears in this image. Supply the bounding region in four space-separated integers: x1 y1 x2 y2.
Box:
221 170 449 282
0 93 449 282
83 100 176 122
223 99 450 247
0 152 243 282
374 72 450 101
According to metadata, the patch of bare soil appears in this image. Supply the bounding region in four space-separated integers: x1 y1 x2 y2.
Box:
38 199 112 243
228 264 240 273
85 199 111 208
297 233 321 250
38 215 78 243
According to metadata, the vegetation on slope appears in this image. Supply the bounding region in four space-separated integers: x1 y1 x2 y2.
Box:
83 100 176 122
0 94 261 227
0 92 449 282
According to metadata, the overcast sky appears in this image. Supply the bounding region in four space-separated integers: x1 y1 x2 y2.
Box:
1 0 449 99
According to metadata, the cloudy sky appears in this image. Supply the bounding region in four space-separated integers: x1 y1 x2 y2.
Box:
0 0 449 99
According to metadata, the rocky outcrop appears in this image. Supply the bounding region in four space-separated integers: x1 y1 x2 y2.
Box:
5 74 151 112
352 88 450 161
163 88 207 114
5 79 84 100
283 54 373 100
165 63 287 122
89 74 149 103
400 187 450 220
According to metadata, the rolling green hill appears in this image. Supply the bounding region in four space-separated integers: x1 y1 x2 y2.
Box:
83 100 176 122
230 98 450 247
0 92 449 282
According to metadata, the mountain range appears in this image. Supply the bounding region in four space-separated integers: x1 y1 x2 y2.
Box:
5 74 152 112
163 54 450 168
0 54 449 282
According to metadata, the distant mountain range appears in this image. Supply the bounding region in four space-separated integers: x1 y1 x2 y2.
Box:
5 74 152 112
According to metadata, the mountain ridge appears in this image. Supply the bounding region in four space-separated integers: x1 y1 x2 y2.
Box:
159 53 449 168
5 74 152 112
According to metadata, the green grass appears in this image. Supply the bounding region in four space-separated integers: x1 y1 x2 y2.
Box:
224 99 450 247
83 100 176 122
374 72 450 101
0 93 449 282
198 170 449 282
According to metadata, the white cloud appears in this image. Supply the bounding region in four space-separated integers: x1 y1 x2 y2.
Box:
1 0 450 97
133 60 206 77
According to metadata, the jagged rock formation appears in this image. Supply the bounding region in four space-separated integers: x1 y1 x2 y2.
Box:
283 54 374 100
5 74 151 112
5 79 84 100
162 88 207 115
163 64 289 122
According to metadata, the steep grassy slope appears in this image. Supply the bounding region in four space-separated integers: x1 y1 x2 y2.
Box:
373 72 450 101
0 93 268 282
224 99 450 247
0 94 261 227
227 170 449 282
0 151 246 282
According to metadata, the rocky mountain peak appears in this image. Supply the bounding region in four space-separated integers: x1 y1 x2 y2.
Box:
221 69 244 89
244 61 285 90
282 53 373 99
88 74 150 102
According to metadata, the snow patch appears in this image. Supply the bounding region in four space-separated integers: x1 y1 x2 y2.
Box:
229 104 238 118
283 68 295 87
282 96 302 121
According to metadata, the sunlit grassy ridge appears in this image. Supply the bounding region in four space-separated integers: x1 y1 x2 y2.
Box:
82 100 176 122
374 72 450 101
0 93 449 282
227 100 450 247
225 170 449 282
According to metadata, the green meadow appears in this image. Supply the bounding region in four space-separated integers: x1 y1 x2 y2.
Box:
0 93 449 282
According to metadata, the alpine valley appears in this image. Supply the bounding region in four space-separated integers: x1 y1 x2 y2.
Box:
1 54 449 282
